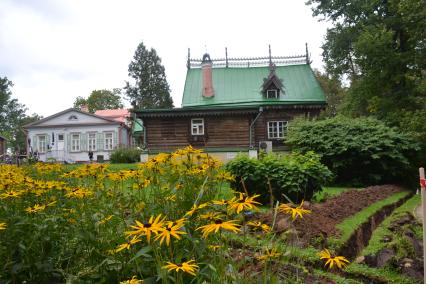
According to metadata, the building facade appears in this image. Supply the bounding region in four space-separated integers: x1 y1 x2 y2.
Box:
135 48 326 161
24 108 130 163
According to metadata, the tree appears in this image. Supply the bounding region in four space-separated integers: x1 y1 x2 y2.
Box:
125 42 174 109
0 77 27 151
307 0 426 119
73 89 124 113
314 70 346 117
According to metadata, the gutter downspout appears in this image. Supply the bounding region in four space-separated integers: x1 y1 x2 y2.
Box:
249 107 263 149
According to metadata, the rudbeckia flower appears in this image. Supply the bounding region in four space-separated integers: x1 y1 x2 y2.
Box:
162 259 199 276
278 200 311 220
125 214 165 243
196 219 240 238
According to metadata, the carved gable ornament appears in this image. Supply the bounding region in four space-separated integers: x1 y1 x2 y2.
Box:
261 64 284 99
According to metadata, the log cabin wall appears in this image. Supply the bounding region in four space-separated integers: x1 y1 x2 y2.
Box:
144 117 189 151
253 108 321 150
144 115 251 151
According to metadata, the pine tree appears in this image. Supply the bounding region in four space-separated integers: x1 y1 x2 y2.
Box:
125 42 174 109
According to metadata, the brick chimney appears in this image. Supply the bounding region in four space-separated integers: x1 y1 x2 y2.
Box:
201 53 214 98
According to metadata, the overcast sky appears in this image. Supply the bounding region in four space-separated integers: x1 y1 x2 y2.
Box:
0 0 330 117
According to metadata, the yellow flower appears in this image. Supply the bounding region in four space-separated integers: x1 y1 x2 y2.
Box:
25 204 46 214
208 245 221 251
199 212 223 221
318 249 350 269
196 219 240 238
212 199 232 206
278 200 311 220
99 215 113 225
256 248 282 262
247 221 271 233
115 236 142 253
165 194 176 202
162 259 199 276
184 202 208 217
125 215 165 243
0 222 6 230
65 187 93 198
228 193 261 214
120 275 143 284
155 220 186 246
1 190 22 199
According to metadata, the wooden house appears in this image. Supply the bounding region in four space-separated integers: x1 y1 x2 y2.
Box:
134 47 326 161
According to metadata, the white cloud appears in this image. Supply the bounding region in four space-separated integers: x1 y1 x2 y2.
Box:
0 0 330 117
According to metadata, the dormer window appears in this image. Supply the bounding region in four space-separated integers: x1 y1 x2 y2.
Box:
68 115 78 121
266 89 279 99
261 64 284 99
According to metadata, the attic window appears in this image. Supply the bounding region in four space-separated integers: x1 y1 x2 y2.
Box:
68 115 78 121
266 89 279 99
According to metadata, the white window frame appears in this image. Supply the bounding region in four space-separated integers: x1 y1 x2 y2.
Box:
71 133 81 152
104 132 114 150
191 118 204 135
267 121 288 139
88 133 97 151
37 135 47 153
266 89 278 99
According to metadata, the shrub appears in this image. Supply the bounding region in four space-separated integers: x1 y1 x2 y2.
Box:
109 147 142 163
286 116 419 186
225 152 332 203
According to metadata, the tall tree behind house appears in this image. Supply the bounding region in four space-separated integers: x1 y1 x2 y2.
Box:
125 42 174 109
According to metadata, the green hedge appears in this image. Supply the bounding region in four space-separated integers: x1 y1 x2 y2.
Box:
286 116 419 186
225 152 332 203
109 147 142 164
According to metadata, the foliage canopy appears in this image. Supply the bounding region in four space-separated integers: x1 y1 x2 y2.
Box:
73 89 124 113
286 116 419 185
226 152 332 203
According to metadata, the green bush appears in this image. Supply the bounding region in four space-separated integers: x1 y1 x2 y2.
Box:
109 147 142 163
286 116 419 186
225 152 332 203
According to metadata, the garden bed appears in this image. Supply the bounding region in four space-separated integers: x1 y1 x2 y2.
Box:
258 185 406 246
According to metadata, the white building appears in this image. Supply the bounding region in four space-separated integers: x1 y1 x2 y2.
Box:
24 108 131 163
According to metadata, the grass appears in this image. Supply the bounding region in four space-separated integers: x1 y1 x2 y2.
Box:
312 187 353 202
345 263 415 284
362 194 421 256
329 191 410 249
313 269 362 284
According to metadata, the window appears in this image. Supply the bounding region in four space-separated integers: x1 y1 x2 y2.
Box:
266 89 279 99
191 118 204 135
104 132 113 150
88 133 97 151
267 121 288 139
38 135 47 153
58 134 64 141
71 133 80 152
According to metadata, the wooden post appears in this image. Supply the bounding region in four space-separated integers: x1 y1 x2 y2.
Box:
420 167 426 282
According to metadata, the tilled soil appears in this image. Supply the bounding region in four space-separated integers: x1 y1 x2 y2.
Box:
259 185 406 245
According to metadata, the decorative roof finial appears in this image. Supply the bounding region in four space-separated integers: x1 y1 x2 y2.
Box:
269 44 272 65
305 42 311 64
187 48 191 69
225 47 228 68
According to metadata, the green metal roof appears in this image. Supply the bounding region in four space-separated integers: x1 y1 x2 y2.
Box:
182 64 325 108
